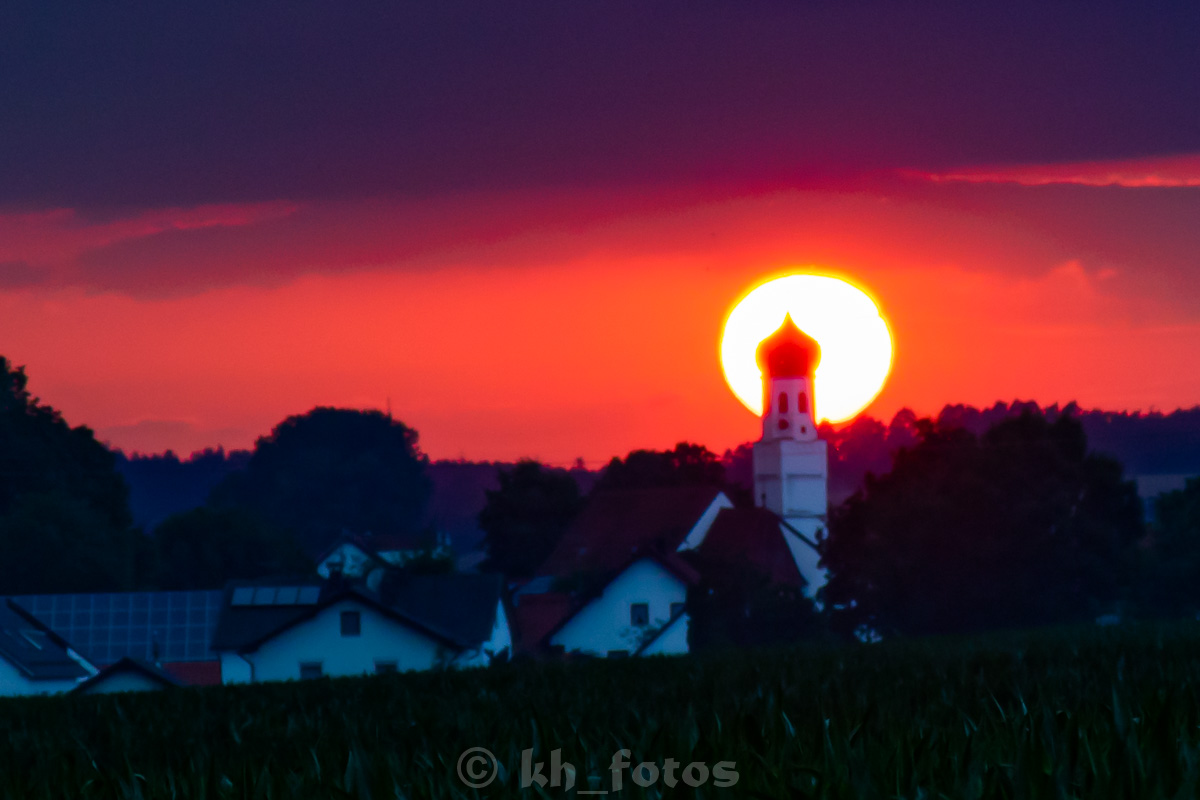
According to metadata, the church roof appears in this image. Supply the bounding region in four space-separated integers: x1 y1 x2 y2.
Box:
756 314 820 378
537 486 724 577
697 507 806 588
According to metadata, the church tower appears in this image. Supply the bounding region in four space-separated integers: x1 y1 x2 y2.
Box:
752 315 828 597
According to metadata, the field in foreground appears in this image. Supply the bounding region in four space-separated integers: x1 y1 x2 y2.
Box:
6 624 1200 798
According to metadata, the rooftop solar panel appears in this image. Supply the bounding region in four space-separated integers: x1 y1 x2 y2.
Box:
252 587 276 605
230 587 255 606
297 586 321 604
275 586 299 605
11 591 223 664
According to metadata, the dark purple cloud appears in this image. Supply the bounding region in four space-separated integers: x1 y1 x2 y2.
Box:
0 2 1196 208
0 261 48 289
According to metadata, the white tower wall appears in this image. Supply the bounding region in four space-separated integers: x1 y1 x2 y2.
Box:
754 374 829 599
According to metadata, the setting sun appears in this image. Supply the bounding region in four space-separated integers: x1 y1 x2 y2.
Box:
720 273 893 422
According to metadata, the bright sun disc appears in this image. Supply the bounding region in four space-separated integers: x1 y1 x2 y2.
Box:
721 273 893 422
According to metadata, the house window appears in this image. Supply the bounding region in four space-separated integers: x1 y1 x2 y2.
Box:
607 650 629 659
778 392 789 414
630 603 649 626
669 602 686 619
299 662 323 680
375 661 398 675
340 610 361 637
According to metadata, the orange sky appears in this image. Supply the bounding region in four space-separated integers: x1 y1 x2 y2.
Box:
3 164 1199 465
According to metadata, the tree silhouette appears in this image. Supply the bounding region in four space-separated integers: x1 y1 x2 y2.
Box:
1134 478 1200 619
0 356 145 592
479 460 583 579
210 407 432 556
153 507 313 590
822 412 1143 637
596 442 726 492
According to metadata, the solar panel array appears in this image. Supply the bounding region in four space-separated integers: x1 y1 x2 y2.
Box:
230 585 321 607
13 591 223 664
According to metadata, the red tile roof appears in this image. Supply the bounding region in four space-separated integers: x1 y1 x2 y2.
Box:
511 593 573 653
698 507 806 587
538 486 723 577
160 660 223 686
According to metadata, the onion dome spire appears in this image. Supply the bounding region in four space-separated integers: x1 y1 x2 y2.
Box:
756 314 821 378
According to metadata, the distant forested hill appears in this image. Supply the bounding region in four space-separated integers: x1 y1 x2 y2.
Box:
724 402 1200 506
115 450 599 555
114 448 251 531
115 402 1200 540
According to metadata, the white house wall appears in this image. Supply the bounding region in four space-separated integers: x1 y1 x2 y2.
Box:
640 613 689 656
220 653 252 684
230 599 446 683
550 559 687 657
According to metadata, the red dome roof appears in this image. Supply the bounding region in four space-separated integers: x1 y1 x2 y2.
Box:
756 314 820 378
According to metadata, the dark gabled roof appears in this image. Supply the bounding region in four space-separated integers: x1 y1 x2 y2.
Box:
379 572 504 649
698 507 806 587
539 486 724 577
70 657 181 694
777 517 820 550
0 599 91 681
210 579 462 653
370 532 434 552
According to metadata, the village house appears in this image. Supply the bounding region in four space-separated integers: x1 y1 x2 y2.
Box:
0 317 833 692
511 485 814 658
211 573 509 683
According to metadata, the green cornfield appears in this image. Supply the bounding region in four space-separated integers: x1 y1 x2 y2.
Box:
7 623 1200 798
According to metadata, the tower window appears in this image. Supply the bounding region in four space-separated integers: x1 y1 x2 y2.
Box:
798 392 809 415
778 392 789 414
